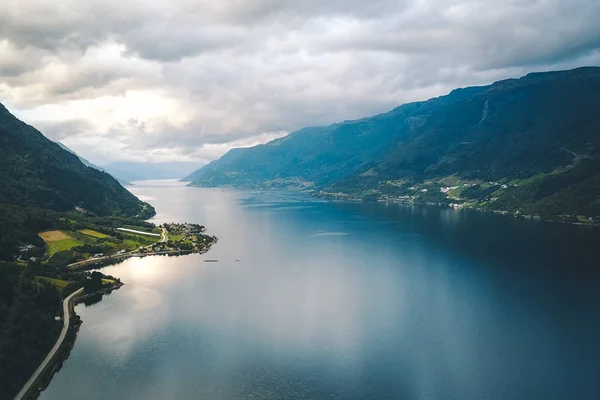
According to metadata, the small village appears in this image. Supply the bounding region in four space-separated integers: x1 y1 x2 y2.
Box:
21 222 217 271
144 223 212 254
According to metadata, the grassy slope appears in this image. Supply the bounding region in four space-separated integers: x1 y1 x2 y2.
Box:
79 229 110 239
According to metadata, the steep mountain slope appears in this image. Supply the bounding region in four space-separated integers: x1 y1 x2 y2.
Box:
0 103 154 258
187 67 600 219
0 104 153 216
183 85 486 187
55 142 105 172
374 68 600 181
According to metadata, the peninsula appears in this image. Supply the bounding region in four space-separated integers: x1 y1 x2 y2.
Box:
35 222 218 271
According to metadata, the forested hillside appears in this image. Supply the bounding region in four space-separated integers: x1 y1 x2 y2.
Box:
55 142 131 185
186 67 600 221
0 103 154 260
0 103 157 400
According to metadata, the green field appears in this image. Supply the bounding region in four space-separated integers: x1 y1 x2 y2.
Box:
447 186 466 198
46 238 82 255
123 239 142 250
36 225 162 260
39 230 83 256
120 232 160 249
35 276 71 289
169 233 184 241
438 175 461 186
79 229 110 238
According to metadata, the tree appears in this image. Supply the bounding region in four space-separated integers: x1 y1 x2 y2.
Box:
83 271 103 294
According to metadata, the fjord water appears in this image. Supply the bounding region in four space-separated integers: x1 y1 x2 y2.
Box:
40 181 600 400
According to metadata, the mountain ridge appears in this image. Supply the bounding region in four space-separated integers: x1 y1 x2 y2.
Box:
55 142 134 185
0 103 155 259
186 66 600 221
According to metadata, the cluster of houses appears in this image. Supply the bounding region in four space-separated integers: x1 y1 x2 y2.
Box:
162 222 205 234
18 244 41 262
440 186 458 193
486 181 518 188
440 182 517 195
377 194 413 202
18 244 36 253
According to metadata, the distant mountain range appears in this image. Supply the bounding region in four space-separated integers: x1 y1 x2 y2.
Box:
0 103 154 259
185 67 600 221
104 161 204 181
53 145 203 183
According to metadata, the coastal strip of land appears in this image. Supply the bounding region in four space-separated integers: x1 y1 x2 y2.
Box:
6 221 217 400
67 247 215 270
13 279 126 400
67 226 216 270
10 222 217 400
13 287 83 400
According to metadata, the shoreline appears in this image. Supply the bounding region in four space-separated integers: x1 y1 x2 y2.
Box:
68 238 219 271
372 198 600 228
13 283 122 400
16 282 126 400
13 288 83 400
342 197 600 227
15 237 217 400
186 184 600 227
312 191 600 227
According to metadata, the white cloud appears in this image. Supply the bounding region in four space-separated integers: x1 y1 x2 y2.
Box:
1 0 599 165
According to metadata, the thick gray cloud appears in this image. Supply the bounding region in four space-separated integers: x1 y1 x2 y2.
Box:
1 0 599 165
32 118 94 141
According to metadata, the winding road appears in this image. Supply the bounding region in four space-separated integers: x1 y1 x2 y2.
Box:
15 229 169 398
14 287 83 400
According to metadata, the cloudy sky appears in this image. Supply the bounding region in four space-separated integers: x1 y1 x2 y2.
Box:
1 0 599 166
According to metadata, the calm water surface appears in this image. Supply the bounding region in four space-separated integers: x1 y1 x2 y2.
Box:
40 180 600 400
